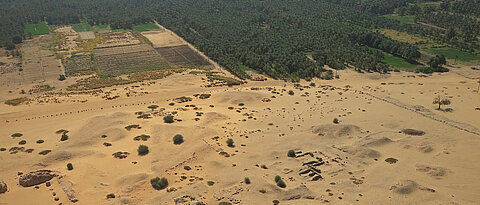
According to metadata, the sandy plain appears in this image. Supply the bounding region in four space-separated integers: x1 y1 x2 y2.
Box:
0 65 479 204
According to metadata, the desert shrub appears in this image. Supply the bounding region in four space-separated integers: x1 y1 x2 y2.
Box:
238 103 245 106
288 90 294 95
276 179 286 188
261 164 268 169
147 105 159 111
5 98 28 106
173 134 184 144
244 177 251 184
134 134 150 141
60 134 69 141
226 138 234 147
138 145 149 155
101 135 107 138
333 118 339 124
58 74 66 81
36 140 44 144
274 175 282 183
287 150 296 157
151 177 168 190
106 193 115 199
11 133 23 138
125 124 141 130
259 189 267 193
18 140 26 145
402 129 425 136
218 202 232 205
163 115 174 123
56 129 69 134
67 163 73 170
0 148 6 151
385 157 398 164
207 181 215 186
38 150 51 155
273 200 280 205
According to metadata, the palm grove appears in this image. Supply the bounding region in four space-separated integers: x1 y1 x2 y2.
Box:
1 0 478 79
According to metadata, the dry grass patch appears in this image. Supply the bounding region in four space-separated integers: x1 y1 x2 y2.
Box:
5 97 28 106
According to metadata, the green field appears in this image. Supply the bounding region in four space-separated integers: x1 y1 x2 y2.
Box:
424 47 480 62
92 25 111 32
382 14 414 24
132 23 160 32
72 22 93 32
24 22 49 36
112 28 128 33
382 52 418 71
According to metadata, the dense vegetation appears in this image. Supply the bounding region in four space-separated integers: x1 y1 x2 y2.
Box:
1 0 478 78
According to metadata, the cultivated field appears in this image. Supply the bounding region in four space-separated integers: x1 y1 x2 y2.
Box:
156 45 211 67
141 30 182 48
94 44 170 77
0 36 63 87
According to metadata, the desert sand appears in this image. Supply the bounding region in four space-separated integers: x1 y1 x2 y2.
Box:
1 67 480 205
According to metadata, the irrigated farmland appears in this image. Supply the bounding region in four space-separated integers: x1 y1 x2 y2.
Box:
156 45 211 67
94 44 170 77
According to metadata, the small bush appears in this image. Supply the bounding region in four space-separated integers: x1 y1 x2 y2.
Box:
106 193 115 199
288 90 294 95
273 200 280 205
173 134 184 144
244 177 251 184
36 140 44 144
163 115 174 123
219 202 232 205
207 181 215 186
259 189 267 194
67 163 73 170
274 175 282 183
138 145 149 156
58 74 66 81
385 157 398 164
333 118 339 124
226 138 234 147
60 134 69 141
18 140 26 145
38 150 51 155
287 150 296 157
151 177 168 190
56 129 69 134
261 164 268 169
276 179 286 188
5 98 28 106
11 133 23 138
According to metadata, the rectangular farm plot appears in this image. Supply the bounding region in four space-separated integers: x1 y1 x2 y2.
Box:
24 22 49 36
155 45 211 67
141 31 184 48
94 44 170 77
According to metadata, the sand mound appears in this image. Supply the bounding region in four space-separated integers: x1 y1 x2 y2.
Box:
360 136 393 147
214 91 267 104
202 112 230 125
116 173 148 193
346 147 381 159
391 180 418 195
68 112 129 147
416 165 447 178
279 184 315 201
312 124 361 138
41 150 93 165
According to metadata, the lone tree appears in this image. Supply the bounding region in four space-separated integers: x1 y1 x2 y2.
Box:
433 95 451 110
147 105 159 111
